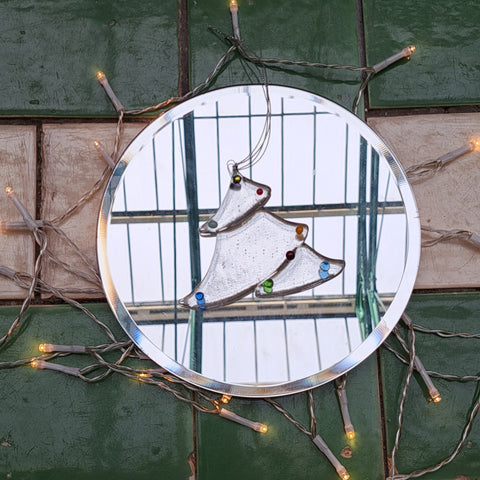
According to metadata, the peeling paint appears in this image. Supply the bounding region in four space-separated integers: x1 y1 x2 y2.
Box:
340 445 353 458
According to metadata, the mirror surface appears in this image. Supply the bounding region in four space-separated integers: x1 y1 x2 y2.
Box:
98 85 420 397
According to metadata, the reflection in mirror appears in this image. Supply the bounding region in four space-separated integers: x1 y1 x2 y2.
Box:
99 85 419 396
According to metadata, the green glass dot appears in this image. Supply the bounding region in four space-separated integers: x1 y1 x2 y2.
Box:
263 286 272 294
233 174 242 184
262 279 273 288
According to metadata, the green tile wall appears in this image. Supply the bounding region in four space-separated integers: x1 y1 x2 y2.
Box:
364 1 480 108
0 1 178 116
197 355 384 480
189 0 362 111
0 305 194 480
381 293 480 479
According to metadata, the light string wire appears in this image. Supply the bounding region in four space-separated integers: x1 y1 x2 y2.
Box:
421 225 480 249
266 391 350 480
388 316 416 479
0 227 48 349
2 4 477 479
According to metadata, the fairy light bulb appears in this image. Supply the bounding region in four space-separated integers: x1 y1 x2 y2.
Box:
441 142 477 165
4 186 37 231
372 45 416 73
219 408 267 433
472 139 480 150
220 395 232 404
37 343 86 353
93 140 115 168
335 378 356 441
432 393 442 403
229 0 240 40
30 359 80 376
96 70 125 113
312 435 349 480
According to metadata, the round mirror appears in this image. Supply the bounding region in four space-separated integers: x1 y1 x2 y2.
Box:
98 85 420 397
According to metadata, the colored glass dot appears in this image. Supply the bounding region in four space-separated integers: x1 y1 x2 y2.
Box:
256 188 263 195
233 174 242 184
320 261 330 271
286 250 295 261
263 286 272 294
295 225 304 235
320 270 329 279
195 292 204 300
262 279 273 288
208 220 218 228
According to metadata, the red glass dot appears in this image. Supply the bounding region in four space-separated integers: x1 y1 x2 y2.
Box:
286 250 295 261
257 188 263 195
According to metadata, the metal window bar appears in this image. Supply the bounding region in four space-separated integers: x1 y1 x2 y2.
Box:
216 101 222 205
183 112 203 373
367 146 380 334
172 123 179 361
152 137 166 303
122 181 135 306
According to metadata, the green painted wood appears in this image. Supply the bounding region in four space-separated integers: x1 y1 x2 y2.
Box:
2 294 480 479
197 354 385 480
381 293 480 479
0 304 194 479
0 1 178 117
364 1 480 108
189 0 363 112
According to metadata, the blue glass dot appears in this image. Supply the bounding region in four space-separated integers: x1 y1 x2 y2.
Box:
195 292 204 300
320 261 330 272
320 270 329 279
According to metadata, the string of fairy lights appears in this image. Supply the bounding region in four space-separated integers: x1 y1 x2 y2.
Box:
0 1 479 479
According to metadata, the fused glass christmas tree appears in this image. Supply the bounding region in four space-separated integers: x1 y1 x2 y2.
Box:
179 171 345 310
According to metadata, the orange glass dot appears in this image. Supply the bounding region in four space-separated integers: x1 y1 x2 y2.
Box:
296 225 304 235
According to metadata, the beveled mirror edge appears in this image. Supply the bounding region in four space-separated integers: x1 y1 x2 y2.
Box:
97 84 421 398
